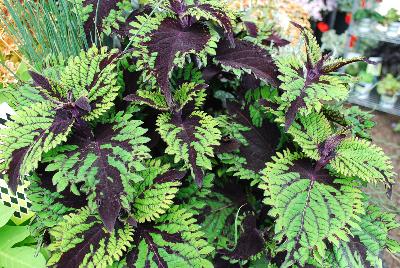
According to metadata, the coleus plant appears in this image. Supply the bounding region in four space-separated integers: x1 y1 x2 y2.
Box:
0 0 399 267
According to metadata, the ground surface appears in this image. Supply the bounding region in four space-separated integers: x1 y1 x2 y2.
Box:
368 111 400 267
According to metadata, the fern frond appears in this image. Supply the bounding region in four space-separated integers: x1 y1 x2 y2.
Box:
176 173 215 214
219 153 261 185
201 192 236 248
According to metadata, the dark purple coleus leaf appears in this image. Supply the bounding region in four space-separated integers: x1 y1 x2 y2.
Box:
220 215 265 260
144 18 211 107
168 0 234 44
82 0 119 40
316 132 348 170
171 112 204 186
215 39 280 88
29 71 52 92
262 32 290 47
244 21 258 37
169 0 187 17
153 169 187 184
289 158 335 185
284 95 306 131
227 101 280 172
202 65 222 83
192 3 234 45
45 115 150 231
214 136 241 154
51 211 134 268
28 71 66 101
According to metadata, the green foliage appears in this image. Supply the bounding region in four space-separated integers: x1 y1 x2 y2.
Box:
27 174 74 233
1 0 87 70
0 204 46 268
275 48 350 120
324 205 400 267
322 105 375 139
61 46 121 121
354 8 385 23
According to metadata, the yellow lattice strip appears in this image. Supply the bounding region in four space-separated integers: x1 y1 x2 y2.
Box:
0 177 34 225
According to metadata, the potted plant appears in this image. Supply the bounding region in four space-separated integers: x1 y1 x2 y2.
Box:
0 1 399 267
354 8 384 33
354 70 375 99
377 74 400 108
385 8 400 38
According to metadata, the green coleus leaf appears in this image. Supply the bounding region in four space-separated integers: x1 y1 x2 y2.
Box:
275 24 368 130
324 205 400 268
157 110 221 187
47 207 134 268
259 150 364 267
126 205 214 268
128 159 186 223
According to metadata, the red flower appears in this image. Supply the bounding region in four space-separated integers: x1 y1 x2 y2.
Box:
317 22 330 32
345 13 352 25
350 35 358 48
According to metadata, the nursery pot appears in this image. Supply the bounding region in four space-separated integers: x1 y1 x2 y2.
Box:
354 83 374 99
348 82 355 90
387 22 400 38
379 94 398 109
366 57 382 77
358 18 372 33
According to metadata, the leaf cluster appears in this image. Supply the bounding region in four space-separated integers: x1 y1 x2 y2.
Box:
0 1 399 267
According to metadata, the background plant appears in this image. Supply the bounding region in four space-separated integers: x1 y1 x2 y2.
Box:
377 73 400 96
0 0 399 267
